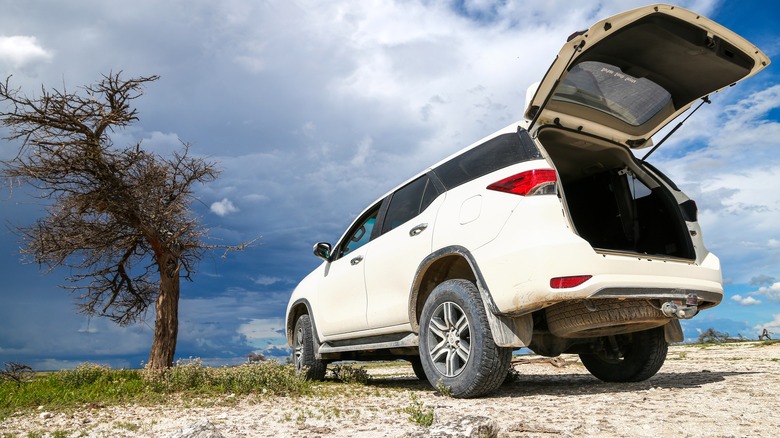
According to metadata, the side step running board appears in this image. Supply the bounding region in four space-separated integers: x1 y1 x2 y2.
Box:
319 333 418 354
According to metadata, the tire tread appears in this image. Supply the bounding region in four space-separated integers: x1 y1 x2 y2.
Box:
546 299 667 338
419 279 511 398
294 314 327 381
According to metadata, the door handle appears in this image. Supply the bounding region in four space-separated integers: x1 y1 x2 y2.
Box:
409 223 428 237
350 255 363 265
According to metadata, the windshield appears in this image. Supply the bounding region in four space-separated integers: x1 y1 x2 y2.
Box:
552 61 672 126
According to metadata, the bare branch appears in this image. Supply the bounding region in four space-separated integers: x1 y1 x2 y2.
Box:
0 73 248 366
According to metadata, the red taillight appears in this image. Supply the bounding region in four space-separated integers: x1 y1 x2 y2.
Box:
487 169 557 196
550 275 592 289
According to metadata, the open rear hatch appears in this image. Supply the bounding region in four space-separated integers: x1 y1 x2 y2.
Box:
524 4 770 261
525 4 770 148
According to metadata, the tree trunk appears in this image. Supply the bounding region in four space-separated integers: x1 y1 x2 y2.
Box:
147 251 180 369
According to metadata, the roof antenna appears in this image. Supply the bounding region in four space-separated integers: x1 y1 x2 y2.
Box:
641 96 711 162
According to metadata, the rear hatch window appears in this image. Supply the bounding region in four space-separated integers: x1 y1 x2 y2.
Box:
553 60 671 127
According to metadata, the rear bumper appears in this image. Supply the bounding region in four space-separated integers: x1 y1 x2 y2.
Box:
470 198 723 316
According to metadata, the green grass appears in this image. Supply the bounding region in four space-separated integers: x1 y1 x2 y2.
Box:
0 360 312 421
401 392 434 427
757 339 780 347
0 364 151 418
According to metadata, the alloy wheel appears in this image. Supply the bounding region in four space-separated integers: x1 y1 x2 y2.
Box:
426 301 471 377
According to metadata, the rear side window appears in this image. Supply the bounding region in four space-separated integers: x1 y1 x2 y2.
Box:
433 130 541 190
381 175 439 234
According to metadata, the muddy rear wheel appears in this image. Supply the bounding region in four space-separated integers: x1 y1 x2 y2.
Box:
418 279 511 398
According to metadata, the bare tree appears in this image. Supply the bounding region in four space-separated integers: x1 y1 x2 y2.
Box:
245 352 266 364
0 362 34 388
0 73 245 369
697 327 729 344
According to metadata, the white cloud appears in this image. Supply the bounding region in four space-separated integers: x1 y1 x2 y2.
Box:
654 84 780 284
752 282 780 302
236 318 287 349
754 314 780 334
251 275 283 286
0 35 51 67
243 193 269 203
210 198 239 216
751 275 777 286
350 137 373 167
731 294 762 306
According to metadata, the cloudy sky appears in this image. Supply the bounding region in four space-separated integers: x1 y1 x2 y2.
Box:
0 0 779 370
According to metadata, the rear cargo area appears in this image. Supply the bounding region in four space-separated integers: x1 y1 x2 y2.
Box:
537 128 695 260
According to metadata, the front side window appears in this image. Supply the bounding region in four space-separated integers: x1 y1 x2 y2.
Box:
338 208 379 259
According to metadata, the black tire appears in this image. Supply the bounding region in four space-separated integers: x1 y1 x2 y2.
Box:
409 358 427 381
293 314 327 381
579 327 668 382
418 279 512 398
546 299 668 338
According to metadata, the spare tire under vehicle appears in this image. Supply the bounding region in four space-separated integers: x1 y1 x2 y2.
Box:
545 299 669 338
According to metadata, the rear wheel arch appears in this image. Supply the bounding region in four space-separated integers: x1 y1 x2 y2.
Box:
409 247 481 332
410 247 532 348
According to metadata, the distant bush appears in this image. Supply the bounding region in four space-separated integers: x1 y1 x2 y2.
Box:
58 362 114 387
697 328 747 344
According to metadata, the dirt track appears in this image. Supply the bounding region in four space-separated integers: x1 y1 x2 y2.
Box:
4 342 779 437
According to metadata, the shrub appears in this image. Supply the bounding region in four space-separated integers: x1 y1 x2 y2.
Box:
58 363 112 388
329 364 370 384
207 361 311 395
402 392 434 427
435 379 453 397
141 358 310 395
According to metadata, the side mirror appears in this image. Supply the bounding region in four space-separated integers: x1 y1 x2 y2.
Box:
313 242 332 261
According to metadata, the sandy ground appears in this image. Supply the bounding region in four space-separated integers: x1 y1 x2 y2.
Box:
3 342 779 437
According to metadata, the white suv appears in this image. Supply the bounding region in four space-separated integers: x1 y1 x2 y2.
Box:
285 4 770 398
